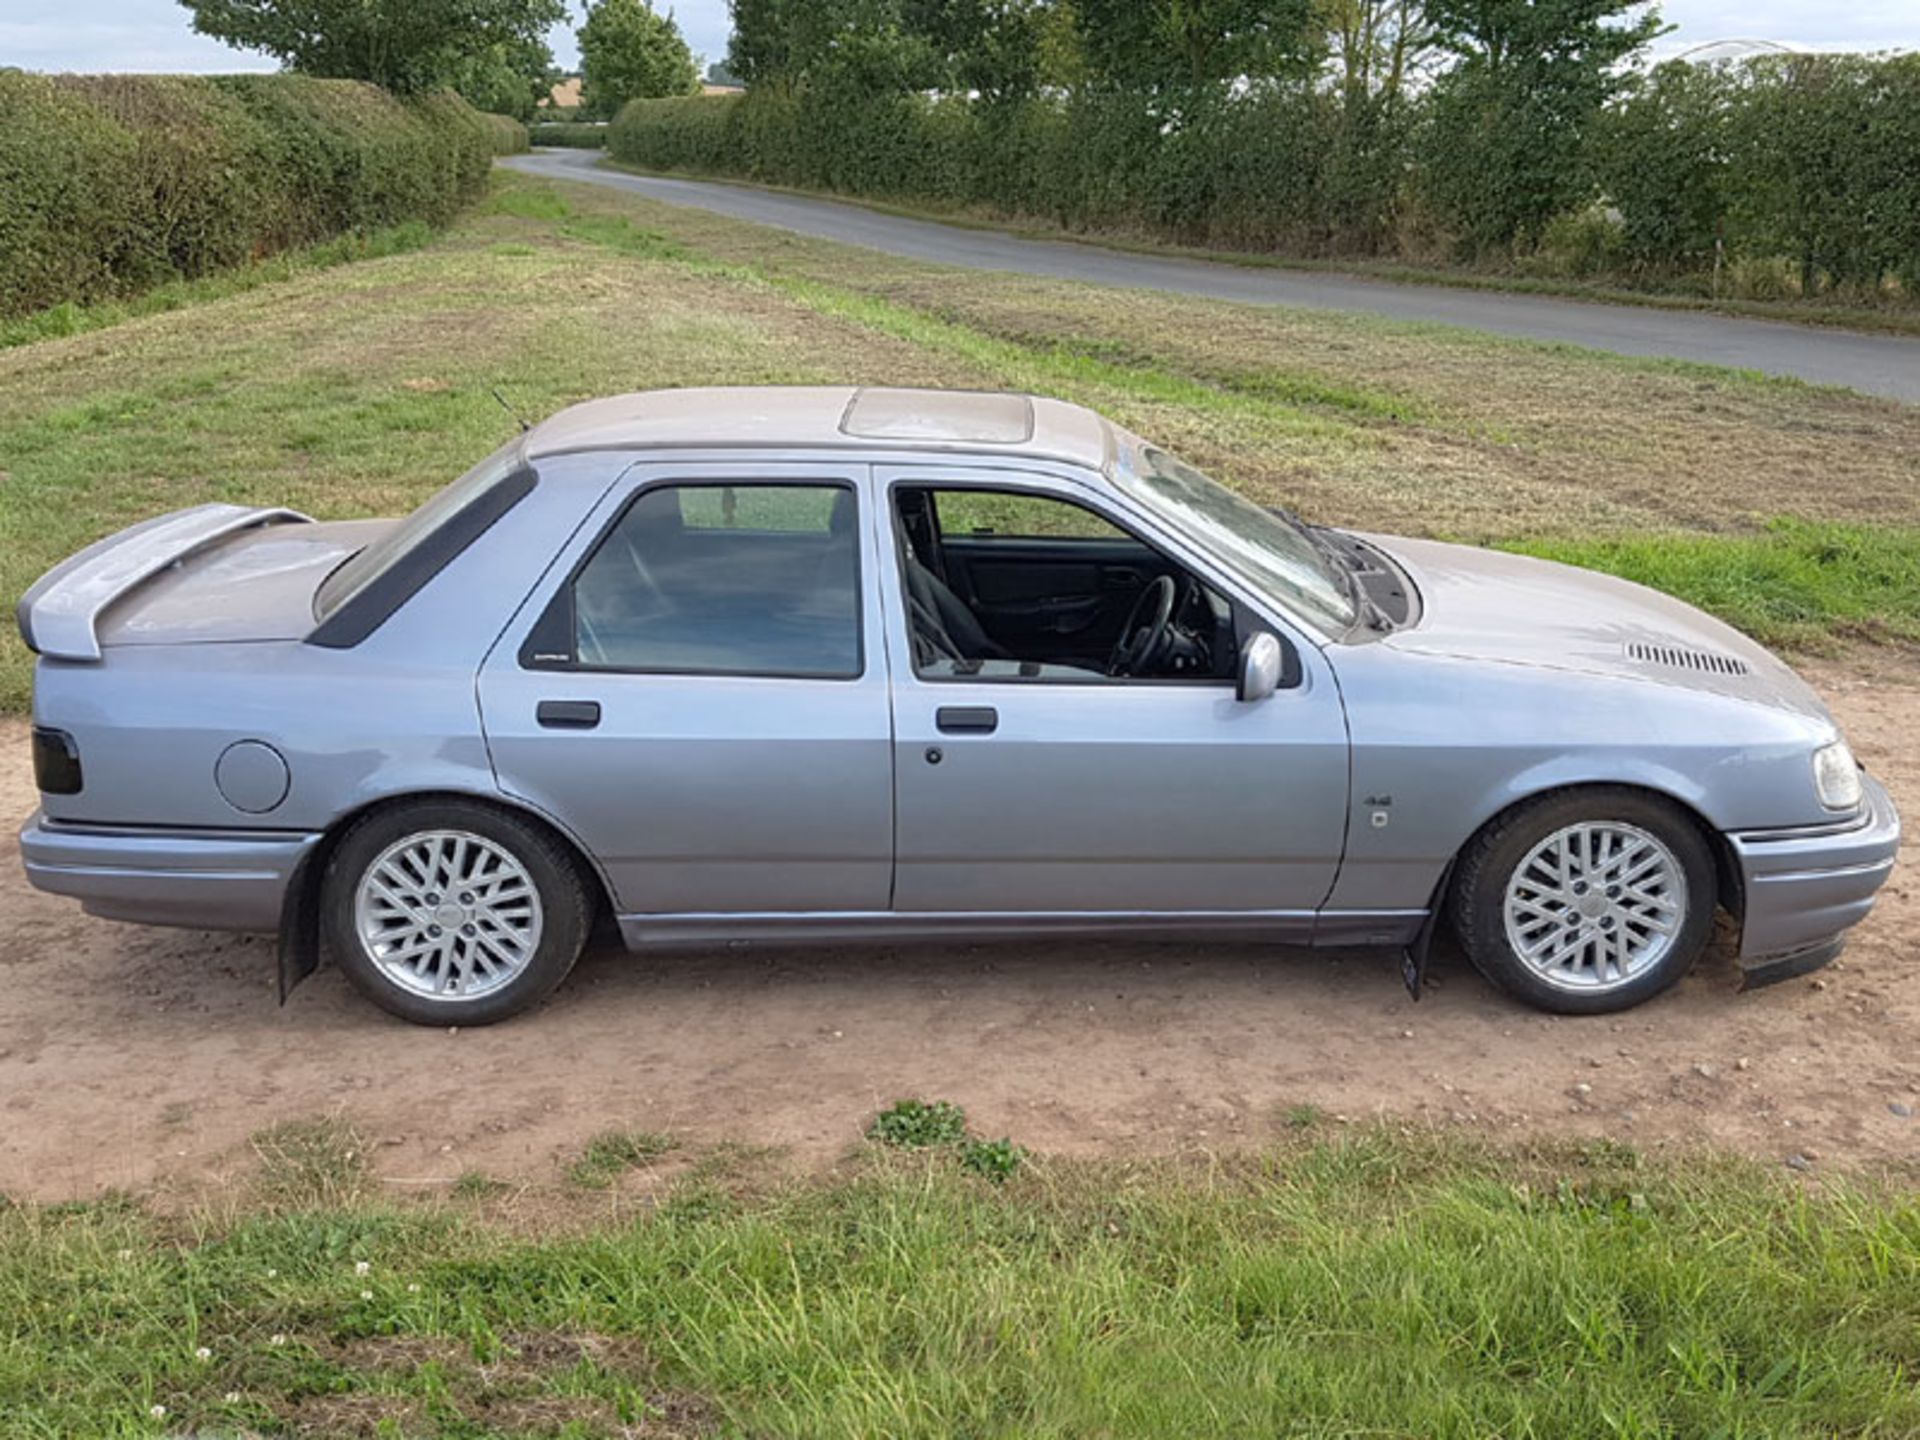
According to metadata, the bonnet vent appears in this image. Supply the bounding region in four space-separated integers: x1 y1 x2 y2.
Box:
1625 641 1749 676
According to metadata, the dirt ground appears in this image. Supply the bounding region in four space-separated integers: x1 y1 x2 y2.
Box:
2 655 1915 1203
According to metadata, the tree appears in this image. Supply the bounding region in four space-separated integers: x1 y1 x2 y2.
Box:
449 34 559 119
1315 0 1435 250
903 0 1049 104
726 0 944 97
178 0 566 95
1320 0 1432 105
1070 0 1324 113
577 0 700 118
1420 0 1665 255
1596 59 1733 273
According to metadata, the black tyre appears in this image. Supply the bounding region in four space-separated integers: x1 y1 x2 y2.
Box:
1450 787 1717 1015
321 798 592 1025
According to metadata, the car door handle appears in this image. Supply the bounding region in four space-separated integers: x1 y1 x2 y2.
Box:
536 700 601 730
936 706 998 734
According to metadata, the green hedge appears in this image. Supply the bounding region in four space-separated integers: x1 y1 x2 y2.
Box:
609 57 1920 301
529 121 608 148
477 110 530 155
0 72 496 319
611 88 1412 256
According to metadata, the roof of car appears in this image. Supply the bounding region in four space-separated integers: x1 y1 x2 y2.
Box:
522 386 1117 471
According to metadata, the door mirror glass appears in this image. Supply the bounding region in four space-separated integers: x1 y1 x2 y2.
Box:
1238 632 1284 703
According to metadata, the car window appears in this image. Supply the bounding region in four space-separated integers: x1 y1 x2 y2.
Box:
935 490 1126 540
899 483 1236 686
569 482 861 678
1108 433 1356 635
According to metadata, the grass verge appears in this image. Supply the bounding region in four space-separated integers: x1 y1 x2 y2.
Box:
1511 522 1920 651
0 220 437 351
4 1132 1919 1436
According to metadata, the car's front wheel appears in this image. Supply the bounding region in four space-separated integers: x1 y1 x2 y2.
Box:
321 799 592 1025
1451 788 1717 1014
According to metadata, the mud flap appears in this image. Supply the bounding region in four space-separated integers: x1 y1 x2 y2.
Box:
1400 860 1455 1003
277 852 323 1004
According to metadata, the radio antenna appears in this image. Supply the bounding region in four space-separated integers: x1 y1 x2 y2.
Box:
490 386 531 433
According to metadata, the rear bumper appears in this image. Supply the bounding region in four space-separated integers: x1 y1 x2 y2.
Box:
1729 774 1901 974
19 811 320 932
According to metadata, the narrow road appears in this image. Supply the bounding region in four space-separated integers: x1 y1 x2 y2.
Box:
507 149 1920 403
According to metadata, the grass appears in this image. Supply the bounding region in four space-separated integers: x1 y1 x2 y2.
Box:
1512 521 1920 651
0 220 436 351
249 1118 369 1210
1 168 1916 714
5 1131 1920 1436
566 1131 677 1189
868 1098 970 1149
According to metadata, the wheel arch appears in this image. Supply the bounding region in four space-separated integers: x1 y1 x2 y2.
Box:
275 787 618 1000
1442 779 1743 928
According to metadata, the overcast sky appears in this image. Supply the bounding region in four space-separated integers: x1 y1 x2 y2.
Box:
5 1 1915 77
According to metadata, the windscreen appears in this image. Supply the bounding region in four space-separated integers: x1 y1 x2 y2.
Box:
1108 432 1355 635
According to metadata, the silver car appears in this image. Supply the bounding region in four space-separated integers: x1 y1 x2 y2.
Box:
16 388 1900 1024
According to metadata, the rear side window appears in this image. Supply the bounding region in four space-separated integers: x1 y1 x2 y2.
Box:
560 482 861 678
312 441 530 630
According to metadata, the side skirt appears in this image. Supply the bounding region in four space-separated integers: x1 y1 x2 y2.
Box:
618 909 1427 952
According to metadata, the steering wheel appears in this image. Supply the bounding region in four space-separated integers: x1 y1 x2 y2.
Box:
1109 575 1178 677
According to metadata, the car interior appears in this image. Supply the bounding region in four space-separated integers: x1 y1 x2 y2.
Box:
895 485 1240 682
564 482 863 677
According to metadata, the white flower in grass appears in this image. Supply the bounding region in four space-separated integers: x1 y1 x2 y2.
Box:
148 1404 167 1420
353 1260 371 1276
265 1268 278 1279
406 1283 421 1294
269 1333 287 1347
223 1391 242 1404
194 1346 212 1362
359 1289 373 1301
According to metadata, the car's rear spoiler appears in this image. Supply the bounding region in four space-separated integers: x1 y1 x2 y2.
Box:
16 503 311 662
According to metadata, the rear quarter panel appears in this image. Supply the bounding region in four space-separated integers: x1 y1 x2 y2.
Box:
31 453 616 835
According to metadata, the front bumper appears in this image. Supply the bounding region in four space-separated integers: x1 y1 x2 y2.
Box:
19 811 321 932
1729 773 1901 979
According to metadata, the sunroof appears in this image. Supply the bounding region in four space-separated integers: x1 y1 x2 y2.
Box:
839 388 1034 444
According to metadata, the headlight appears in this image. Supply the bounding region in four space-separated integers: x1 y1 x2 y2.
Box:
1813 740 1863 811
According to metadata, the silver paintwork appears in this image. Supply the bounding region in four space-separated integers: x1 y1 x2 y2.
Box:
17 503 310 662
1501 822 1685 993
13 387 1902 1002
1728 773 1900 961
353 829 543 1000
19 819 319 930
1238 632 1283 703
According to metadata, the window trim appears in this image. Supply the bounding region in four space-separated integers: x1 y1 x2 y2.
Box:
518 476 867 682
890 476 1288 692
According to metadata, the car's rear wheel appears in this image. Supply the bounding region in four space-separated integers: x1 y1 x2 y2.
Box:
322 799 591 1025
1451 788 1717 1014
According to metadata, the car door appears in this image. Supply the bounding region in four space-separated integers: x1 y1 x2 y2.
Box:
478 460 894 916
878 463 1351 918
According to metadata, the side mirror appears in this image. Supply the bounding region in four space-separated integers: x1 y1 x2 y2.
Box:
1237 631 1284 703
